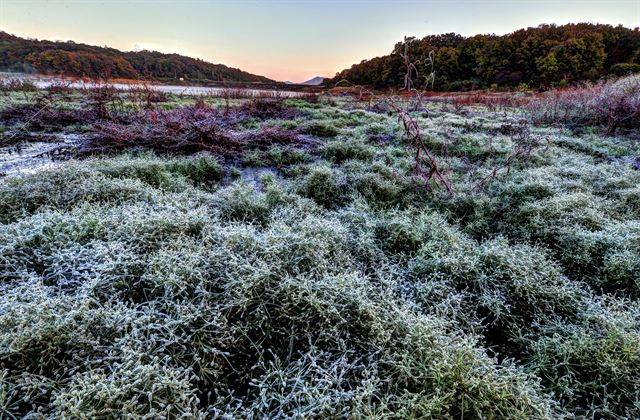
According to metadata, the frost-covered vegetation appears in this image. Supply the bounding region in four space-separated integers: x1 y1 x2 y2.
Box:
1 81 640 418
527 74 640 135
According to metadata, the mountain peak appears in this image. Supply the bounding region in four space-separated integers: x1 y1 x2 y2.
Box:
300 76 325 86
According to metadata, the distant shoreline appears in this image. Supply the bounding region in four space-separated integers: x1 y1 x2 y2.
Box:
0 72 320 97
0 71 323 93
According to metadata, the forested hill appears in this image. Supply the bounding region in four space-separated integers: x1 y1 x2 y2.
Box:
0 31 275 84
326 23 640 91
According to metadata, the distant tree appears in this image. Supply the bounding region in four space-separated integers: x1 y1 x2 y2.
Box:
536 51 561 86
0 31 275 83
325 23 640 90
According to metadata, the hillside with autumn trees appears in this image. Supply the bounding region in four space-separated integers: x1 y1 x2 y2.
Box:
326 23 640 90
0 31 274 84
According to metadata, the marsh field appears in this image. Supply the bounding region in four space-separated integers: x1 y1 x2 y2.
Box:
1 76 640 418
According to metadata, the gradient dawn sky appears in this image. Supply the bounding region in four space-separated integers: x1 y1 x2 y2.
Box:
1 0 639 82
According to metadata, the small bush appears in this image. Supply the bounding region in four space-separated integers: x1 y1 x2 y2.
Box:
320 139 375 163
296 165 351 208
213 183 271 224
267 146 311 165
241 151 267 167
95 153 225 187
302 121 339 137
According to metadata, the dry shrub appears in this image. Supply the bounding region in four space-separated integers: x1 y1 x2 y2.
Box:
237 98 299 120
126 85 169 110
527 74 640 135
89 108 309 157
0 78 38 94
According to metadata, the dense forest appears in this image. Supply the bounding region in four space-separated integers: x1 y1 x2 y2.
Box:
0 31 274 84
326 23 640 90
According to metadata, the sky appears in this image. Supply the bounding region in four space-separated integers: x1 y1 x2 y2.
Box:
1 0 639 82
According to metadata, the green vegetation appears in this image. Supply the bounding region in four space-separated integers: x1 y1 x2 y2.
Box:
327 23 640 90
1 83 640 418
0 31 274 84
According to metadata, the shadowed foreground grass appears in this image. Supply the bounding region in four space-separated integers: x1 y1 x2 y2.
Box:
1 94 640 418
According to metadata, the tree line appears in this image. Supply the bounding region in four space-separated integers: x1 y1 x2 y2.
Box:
0 31 274 84
326 23 640 91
